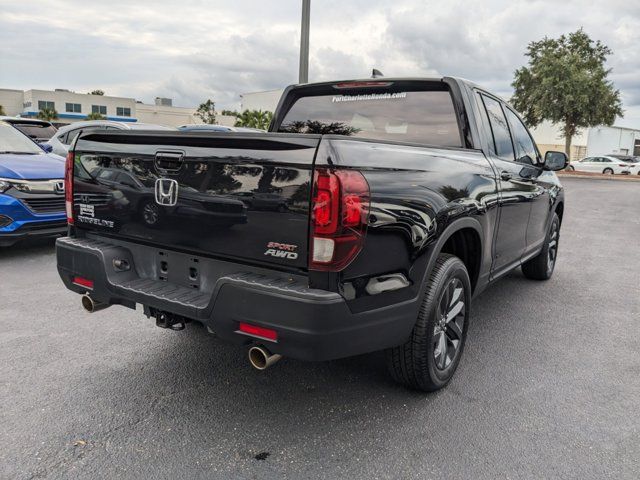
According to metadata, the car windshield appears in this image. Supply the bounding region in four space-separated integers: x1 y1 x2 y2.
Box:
12 123 57 141
0 122 44 154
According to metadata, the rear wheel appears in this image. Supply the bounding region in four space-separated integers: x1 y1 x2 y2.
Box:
386 254 470 392
603 168 614 175
522 213 560 280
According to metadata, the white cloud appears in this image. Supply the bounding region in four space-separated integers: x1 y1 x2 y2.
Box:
0 0 638 126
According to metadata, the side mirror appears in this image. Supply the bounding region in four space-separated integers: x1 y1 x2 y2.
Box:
39 143 53 153
543 151 568 171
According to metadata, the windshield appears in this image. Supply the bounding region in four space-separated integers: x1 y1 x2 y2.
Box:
278 88 462 147
12 123 57 141
0 122 44 154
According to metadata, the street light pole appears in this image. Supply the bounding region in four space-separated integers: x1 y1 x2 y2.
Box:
298 0 310 84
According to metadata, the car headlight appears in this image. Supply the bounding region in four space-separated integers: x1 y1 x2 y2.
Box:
0 178 31 193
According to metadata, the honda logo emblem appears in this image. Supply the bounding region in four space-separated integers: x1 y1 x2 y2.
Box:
155 178 178 206
54 181 65 194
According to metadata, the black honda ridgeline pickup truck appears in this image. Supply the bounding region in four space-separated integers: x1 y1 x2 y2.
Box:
57 77 567 391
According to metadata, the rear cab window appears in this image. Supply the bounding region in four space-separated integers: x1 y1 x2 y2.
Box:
275 81 463 148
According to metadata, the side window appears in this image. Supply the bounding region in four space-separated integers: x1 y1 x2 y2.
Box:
480 94 514 161
504 108 539 165
63 129 80 145
601 158 611 163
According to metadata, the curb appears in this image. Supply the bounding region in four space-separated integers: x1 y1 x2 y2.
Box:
557 173 640 182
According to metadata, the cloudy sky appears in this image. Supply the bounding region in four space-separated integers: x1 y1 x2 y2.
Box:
1 0 639 127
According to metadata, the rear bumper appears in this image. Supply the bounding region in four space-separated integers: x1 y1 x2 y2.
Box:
0 193 66 246
56 236 417 361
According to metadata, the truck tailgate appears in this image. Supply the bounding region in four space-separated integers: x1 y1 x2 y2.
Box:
71 132 320 270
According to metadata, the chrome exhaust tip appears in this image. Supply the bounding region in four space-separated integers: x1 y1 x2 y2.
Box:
81 294 109 313
248 346 282 370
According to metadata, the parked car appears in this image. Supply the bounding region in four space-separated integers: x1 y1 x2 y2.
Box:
178 124 265 133
90 166 247 228
609 154 640 175
57 77 567 392
0 116 58 143
46 120 175 157
0 121 66 246
567 155 632 174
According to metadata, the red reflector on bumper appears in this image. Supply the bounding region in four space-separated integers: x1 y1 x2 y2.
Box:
73 276 94 289
238 322 278 341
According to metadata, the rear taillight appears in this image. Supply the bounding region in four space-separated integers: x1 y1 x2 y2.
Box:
333 81 393 89
65 151 74 225
309 168 369 271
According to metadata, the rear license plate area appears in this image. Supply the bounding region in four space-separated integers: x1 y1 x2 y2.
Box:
156 250 201 290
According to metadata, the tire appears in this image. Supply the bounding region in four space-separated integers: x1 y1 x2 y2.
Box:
386 254 471 392
522 213 560 280
140 200 162 227
567 165 575 172
603 168 614 175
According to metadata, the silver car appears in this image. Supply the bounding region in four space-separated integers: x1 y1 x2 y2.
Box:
46 120 174 157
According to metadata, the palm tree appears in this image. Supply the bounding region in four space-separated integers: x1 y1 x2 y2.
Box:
86 112 106 120
235 110 273 130
37 107 58 121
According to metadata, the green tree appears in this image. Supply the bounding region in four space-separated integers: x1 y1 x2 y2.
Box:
195 99 216 124
221 109 240 117
89 90 105 96
37 107 58 121
234 110 273 130
86 112 106 120
511 29 623 157
0 105 5 115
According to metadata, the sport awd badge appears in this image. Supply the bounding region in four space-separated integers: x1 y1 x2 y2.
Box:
264 242 298 260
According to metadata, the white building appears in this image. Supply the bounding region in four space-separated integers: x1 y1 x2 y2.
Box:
0 88 226 128
240 89 283 112
586 125 640 157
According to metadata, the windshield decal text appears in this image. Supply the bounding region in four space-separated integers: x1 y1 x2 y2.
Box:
332 92 407 103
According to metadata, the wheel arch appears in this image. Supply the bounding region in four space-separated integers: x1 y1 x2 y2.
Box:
421 217 484 296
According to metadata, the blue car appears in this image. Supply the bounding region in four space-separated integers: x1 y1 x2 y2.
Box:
0 121 67 246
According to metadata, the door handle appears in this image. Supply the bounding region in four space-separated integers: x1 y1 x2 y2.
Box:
500 171 513 181
155 151 184 173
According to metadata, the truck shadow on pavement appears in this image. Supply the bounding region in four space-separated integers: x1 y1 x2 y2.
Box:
19 268 572 478
55 269 541 443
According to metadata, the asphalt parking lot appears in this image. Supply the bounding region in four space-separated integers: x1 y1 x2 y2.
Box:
1 177 639 479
